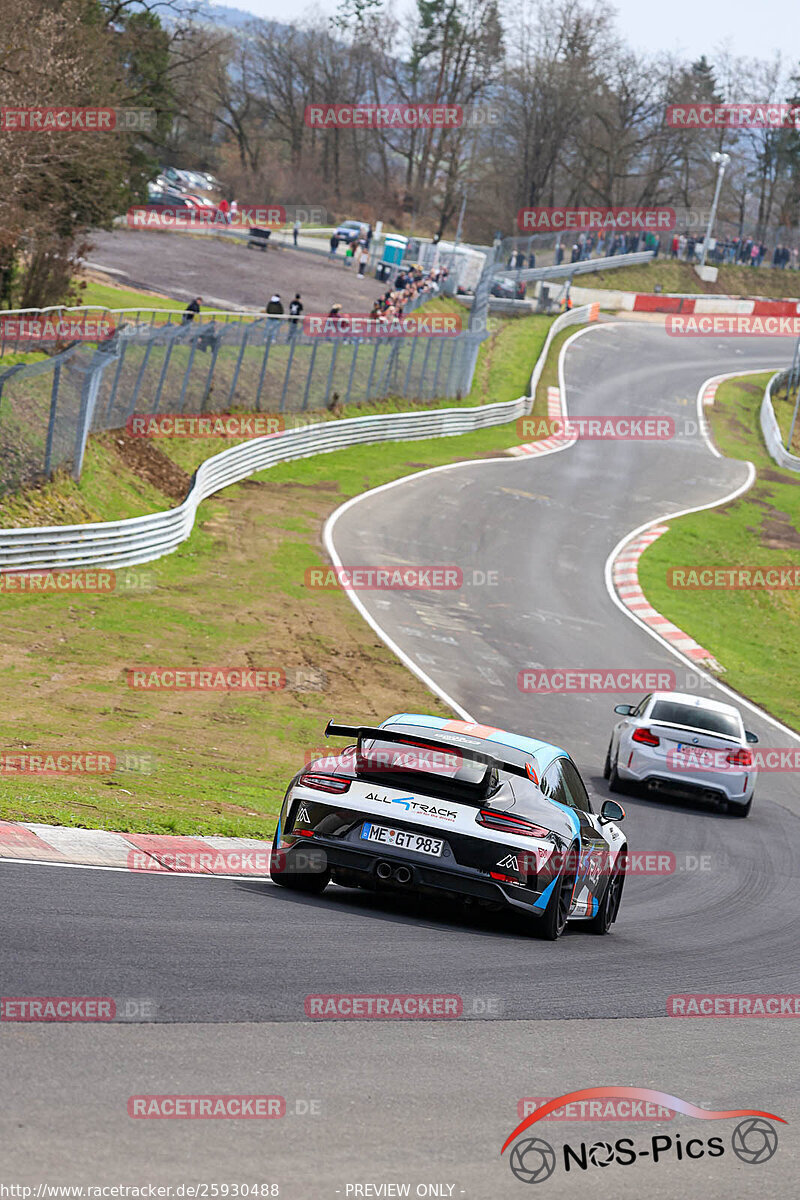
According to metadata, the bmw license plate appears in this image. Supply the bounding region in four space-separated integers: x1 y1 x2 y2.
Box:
676 743 718 768
361 822 443 856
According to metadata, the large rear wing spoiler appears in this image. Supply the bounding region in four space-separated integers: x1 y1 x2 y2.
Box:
324 720 540 785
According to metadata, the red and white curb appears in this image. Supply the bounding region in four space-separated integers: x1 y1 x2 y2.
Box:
507 386 575 457
701 380 719 406
0 820 272 876
611 526 721 670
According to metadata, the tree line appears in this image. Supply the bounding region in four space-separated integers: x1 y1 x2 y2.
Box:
0 0 798 308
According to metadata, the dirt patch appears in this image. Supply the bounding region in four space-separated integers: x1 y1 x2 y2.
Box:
108 431 192 501
759 511 800 551
759 467 800 488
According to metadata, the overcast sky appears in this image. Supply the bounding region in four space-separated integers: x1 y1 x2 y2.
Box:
213 0 795 66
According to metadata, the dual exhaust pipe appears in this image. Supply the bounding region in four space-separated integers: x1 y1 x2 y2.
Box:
376 861 413 884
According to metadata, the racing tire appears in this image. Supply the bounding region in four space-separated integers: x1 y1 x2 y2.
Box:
608 754 625 794
603 741 612 780
586 851 627 935
727 795 753 819
530 844 578 941
270 835 331 893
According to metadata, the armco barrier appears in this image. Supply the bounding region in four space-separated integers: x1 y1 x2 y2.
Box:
761 372 800 473
0 306 599 572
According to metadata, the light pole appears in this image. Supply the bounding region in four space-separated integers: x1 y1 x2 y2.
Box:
701 151 730 266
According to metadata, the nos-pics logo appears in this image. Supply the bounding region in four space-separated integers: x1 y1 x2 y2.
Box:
501 1088 783 1183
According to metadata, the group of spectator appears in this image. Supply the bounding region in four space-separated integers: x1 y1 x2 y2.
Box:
252 262 449 335
505 230 660 272
365 264 449 322
669 233 799 269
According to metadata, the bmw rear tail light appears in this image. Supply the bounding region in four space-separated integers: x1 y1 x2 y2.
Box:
476 810 550 838
727 749 753 768
632 727 660 747
300 773 350 794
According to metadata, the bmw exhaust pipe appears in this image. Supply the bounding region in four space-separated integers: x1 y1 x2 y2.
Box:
376 862 393 880
394 865 412 884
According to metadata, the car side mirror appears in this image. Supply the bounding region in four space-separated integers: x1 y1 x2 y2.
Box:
614 705 634 715
601 800 625 822
745 730 759 744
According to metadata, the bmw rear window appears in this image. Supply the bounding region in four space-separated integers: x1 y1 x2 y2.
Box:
649 701 741 738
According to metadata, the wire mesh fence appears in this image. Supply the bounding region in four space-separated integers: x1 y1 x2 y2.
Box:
0 309 485 497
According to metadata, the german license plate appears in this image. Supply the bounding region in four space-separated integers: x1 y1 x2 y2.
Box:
676 744 718 768
360 822 443 856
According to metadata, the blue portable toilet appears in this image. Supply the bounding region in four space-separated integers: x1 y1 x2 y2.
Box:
378 233 408 280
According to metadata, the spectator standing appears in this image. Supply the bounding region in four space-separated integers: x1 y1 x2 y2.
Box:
293 219 301 246
182 296 202 324
266 293 283 334
217 197 230 224
229 199 238 225
329 232 340 258
289 293 303 333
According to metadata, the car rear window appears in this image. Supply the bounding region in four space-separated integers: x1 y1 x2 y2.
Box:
359 737 486 785
649 701 741 738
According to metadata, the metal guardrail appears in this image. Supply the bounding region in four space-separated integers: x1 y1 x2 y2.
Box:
494 250 655 284
761 372 800 472
0 305 598 571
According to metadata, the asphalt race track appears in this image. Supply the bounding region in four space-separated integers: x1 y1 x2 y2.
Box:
1 320 797 1197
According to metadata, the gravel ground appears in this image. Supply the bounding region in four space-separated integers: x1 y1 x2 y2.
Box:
85 228 399 314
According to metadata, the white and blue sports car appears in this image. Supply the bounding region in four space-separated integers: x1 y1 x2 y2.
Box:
271 714 628 939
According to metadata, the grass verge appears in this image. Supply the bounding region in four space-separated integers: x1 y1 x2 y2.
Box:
637 373 800 730
576 260 800 299
0 308 563 835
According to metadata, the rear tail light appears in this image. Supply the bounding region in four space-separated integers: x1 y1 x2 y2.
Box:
727 749 753 768
476 810 550 838
632 727 660 747
299 773 350 794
